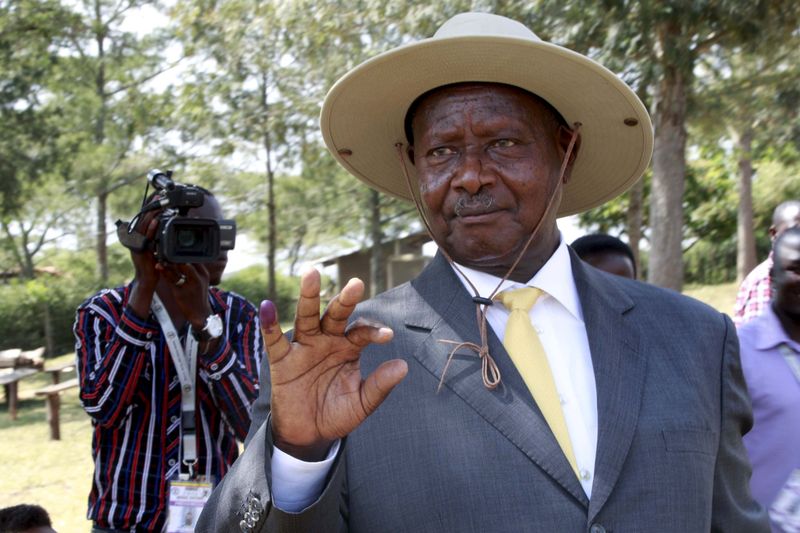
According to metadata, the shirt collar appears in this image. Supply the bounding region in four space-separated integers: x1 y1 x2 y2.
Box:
753 305 798 352
451 236 584 322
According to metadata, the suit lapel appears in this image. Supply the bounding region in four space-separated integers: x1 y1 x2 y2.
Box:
570 254 646 521
406 254 589 508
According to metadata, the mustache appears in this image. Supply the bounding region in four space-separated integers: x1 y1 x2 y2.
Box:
454 193 495 216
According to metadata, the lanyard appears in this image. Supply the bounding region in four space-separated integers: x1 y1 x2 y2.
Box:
151 293 199 475
779 343 800 384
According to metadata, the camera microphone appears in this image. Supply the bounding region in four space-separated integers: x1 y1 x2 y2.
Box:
147 169 175 191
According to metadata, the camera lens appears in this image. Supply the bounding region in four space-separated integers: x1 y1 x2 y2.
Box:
177 228 200 248
160 217 220 263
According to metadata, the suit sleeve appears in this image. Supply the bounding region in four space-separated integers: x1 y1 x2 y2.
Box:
196 416 348 533
244 343 273 447
710 314 770 532
73 289 154 427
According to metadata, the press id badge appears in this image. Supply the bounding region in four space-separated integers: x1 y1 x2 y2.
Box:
167 479 213 532
771 469 800 532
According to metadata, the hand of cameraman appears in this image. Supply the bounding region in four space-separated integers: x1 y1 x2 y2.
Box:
157 262 212 323
127 210 162 321
158 262 220 355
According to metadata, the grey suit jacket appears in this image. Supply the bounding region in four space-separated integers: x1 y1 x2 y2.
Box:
197 251 768 532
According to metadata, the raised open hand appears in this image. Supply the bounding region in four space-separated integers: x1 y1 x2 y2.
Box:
261 268 408 461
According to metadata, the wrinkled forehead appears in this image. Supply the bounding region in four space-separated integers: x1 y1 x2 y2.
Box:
404 81 566 144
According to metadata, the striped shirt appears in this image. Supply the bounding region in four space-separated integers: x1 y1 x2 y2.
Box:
73 285 262 532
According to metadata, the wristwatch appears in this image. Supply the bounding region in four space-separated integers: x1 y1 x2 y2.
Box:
193 314 223 342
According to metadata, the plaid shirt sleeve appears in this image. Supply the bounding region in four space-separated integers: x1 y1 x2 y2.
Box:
732 258 772 327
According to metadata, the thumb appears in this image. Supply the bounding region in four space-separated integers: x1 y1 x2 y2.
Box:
359 359 408 416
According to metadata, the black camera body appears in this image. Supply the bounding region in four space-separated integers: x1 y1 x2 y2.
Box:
117 170 236 263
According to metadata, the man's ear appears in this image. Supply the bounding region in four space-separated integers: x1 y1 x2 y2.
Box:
558 124 581 184
406 145 416 166
769 225 778 241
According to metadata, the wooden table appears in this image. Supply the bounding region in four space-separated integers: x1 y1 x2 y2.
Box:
0 368 40 419
44 361 76 384
0 348 22 369
0 347 45 370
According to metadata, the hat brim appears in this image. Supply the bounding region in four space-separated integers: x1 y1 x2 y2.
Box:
321 35 653 217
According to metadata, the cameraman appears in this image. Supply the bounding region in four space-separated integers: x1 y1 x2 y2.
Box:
73 187 263 533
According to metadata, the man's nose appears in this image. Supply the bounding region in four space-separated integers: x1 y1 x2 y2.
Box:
451 150 495 194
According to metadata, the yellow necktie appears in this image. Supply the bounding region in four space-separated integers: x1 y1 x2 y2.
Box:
498 287 578 476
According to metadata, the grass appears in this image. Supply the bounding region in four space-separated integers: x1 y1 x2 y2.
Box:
683 281 738 315
0 352 93 532
0 282 739 532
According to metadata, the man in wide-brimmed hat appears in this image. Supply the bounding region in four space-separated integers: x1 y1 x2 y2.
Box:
198 13 767 532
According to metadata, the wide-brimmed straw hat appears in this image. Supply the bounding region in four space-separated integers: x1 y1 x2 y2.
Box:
320 12 653 216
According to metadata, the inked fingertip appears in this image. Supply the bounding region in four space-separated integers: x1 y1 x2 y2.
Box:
259 300 277 325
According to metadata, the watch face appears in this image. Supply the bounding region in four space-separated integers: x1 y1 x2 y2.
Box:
205 314 223 338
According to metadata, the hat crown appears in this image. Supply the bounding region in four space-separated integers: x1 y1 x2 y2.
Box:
434 12 542 42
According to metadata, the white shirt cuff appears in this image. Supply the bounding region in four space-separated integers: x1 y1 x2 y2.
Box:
271 440 340 512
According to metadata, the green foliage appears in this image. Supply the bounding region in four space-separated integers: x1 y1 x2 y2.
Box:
684 151 738 246
3 0 800 294
578 172 651 233
49 0 179 281
752 160 800 238
0 244 133 354
0 277 83 354
684 238 737 285
218 265 301 323
0 0 77 215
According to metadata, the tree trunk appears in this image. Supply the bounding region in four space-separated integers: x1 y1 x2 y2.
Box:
43 300 54 357
288 226 307 277
19 223 35 279
96 191 108 282
734 127 756 282
1 220 28 277
93 4 109 283
265 140 276 302
261 74 277 302
626 177 644 276
369 190 385 298
648 61 689 291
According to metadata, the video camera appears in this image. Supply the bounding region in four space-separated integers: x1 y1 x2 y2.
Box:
116 169 236 263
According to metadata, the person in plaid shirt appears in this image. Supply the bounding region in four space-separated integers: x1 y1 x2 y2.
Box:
733 200 800 326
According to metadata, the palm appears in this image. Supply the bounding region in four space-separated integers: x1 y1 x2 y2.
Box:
263 269 407 461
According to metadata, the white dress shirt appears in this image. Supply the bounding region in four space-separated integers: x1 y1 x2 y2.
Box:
452 238 598 497
272 238 598 511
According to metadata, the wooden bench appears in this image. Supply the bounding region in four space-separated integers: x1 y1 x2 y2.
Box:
35 377 79 440
0 368 40 419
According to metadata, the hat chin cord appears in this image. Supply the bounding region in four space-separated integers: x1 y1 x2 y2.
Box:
394 123 581 392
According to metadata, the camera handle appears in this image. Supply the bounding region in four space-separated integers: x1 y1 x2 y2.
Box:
115 219 149 252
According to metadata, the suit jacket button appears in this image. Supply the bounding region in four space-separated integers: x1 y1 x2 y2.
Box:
589 524 606 533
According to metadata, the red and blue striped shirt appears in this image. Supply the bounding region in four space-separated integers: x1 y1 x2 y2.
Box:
73 285 262 531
